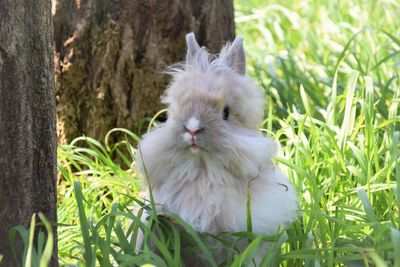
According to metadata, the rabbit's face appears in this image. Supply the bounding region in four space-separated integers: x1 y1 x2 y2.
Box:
179 100 226 154
168 79 233 154
160 33 265 155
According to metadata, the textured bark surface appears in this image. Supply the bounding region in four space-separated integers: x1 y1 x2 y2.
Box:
0 1 57 266
53 0 235 142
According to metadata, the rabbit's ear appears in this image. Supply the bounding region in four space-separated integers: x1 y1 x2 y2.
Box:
224 36 246 75
186 32 201 63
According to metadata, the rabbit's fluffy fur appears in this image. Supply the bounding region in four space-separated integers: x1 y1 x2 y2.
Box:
137 33 297 236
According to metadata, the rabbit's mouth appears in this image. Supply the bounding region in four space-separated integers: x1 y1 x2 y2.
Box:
190 141 199 149
190 143 201 154
188 141 207 153
182 132 203 152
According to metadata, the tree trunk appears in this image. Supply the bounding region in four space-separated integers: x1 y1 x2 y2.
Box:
0 1 57 266
53 0 235 143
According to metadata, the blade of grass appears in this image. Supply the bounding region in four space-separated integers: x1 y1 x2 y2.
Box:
74 181 94 266
339 71 359 151
231 235 264 267
38 213 54 267
24 214 36 267
357 189 378 232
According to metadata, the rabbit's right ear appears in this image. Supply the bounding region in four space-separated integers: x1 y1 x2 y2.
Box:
223 37 246 75
186 32 200 63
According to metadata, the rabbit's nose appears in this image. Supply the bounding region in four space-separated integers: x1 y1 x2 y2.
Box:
187 127 205 137
185 127 204 137
185 116 205 137
189 129 197 137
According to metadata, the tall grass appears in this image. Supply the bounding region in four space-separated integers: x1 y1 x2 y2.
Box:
234 0 400 265
10 0 399 266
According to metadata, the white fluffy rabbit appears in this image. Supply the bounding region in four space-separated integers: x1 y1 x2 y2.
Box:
137 33 297 246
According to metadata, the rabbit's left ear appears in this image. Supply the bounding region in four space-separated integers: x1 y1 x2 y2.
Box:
224 37 246 75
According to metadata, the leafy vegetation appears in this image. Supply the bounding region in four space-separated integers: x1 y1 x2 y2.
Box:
11 0 400 266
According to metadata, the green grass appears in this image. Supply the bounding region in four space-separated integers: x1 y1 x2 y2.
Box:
10 0 400 266
8 213 54 267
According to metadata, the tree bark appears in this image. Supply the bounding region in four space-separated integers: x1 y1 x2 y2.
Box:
0 1 57 266
53 0 235 143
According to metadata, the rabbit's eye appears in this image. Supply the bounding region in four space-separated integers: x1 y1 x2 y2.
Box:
223 105 230 120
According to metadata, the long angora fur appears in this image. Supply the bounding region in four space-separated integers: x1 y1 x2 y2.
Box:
137 33 297 238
